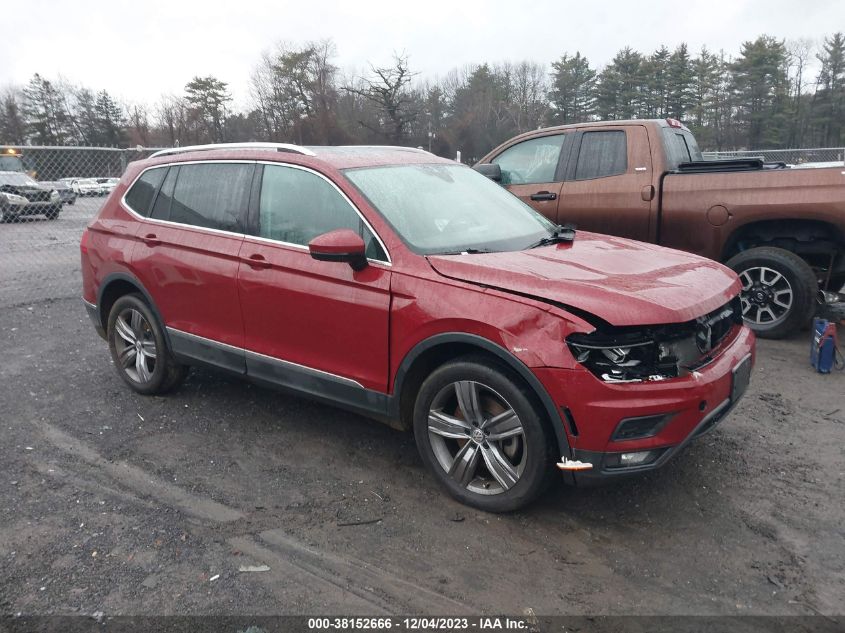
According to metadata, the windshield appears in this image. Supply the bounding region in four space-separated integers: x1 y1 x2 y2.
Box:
0 171 37 186
344 163 555 254
0 156 25 172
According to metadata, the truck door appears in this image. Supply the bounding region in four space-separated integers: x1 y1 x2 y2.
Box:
490 133 571 224
558 125 654 242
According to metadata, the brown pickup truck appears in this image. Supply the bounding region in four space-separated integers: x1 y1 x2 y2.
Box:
475 119 845 338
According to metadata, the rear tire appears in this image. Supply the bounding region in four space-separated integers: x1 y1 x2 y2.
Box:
107 293 188 395
726 247 817 339
412 355 554 512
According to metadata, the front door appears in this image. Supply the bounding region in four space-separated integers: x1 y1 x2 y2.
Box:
237 163 391 396
491 133 570 225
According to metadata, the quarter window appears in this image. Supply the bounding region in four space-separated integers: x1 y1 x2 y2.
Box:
168 163 252 232
258 165 387 261
492 135 566 185
150 167 177 220
574 131 627 180
124 167 166 216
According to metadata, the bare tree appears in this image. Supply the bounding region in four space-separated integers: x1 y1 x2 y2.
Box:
344 54 420 143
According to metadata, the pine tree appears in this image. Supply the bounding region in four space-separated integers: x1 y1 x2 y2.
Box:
184 76 231 143
730 36 791 148
666 44 695 120
813 32 845 145
549 52 596 124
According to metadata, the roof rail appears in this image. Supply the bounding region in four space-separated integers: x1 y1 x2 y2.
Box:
149 142 316 159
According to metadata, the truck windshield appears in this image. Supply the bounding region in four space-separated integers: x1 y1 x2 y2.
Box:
661 128 704 170
0 156 25 172
344 163 556 255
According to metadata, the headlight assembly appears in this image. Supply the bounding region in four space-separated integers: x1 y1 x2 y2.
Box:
0 191 28 205
567 331 678 382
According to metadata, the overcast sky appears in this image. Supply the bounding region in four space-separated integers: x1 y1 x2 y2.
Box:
1 0 842 109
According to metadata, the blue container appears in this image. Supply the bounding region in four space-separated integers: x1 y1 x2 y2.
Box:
811 318 838 373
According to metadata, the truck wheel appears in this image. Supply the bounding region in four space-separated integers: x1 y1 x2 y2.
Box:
727 247 817 339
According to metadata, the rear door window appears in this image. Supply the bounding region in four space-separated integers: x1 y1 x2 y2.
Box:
492 135 566 185
124 167 167 216
257 164 387 261
574 131 627 180
169 163 253 232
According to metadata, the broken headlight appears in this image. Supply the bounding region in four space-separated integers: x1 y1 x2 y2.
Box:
566 330 682 383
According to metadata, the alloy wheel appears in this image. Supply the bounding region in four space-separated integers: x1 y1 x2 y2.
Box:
427 380 526 496
113 307 158 383
739 266 794 326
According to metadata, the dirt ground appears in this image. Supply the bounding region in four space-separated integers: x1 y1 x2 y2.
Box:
0 201 843 619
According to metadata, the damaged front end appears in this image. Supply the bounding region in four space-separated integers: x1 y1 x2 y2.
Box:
566 296 743 383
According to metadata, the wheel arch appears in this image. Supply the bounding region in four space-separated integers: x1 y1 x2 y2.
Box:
97 272 171 346
722 218 845 262
390 333 572 458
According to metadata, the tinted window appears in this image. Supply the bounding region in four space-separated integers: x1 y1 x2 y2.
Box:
150 166 177 220
661 128 704 169
574 131 627 180
169 163 252 232
259 165 387 261
124 167 166 216
492 135 566 185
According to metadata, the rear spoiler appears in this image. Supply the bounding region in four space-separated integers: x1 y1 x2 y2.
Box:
675 158 788 173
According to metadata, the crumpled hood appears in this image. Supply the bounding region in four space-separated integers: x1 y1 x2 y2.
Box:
426 232 740 326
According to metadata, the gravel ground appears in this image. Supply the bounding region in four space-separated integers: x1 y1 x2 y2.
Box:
0 199 843 619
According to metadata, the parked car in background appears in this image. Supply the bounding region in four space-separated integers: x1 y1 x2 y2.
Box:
66 178 101 196
40 180 77 205
475 118 845 339
97 177 119 195
0 171 62 221
80 142 754 511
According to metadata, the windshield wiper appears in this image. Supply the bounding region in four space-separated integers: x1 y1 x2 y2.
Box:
431 247 496 256
526 224 576 249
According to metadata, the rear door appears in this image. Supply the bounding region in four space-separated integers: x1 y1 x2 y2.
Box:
130 161 254 373
558 126 654 241
490 133 571 224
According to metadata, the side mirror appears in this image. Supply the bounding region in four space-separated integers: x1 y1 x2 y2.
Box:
473 163 502 182
308 229 368 271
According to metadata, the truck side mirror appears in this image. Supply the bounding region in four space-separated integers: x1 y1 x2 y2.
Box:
473 163 502 182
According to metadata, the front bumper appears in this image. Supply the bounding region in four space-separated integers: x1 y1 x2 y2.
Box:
534 325 755 484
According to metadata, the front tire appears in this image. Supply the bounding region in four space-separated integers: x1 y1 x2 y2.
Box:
726 247 817 339
107 294 188 395
413 356 554 512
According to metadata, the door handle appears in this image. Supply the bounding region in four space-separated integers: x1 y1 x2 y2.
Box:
141 233 161 247
641 185 655 202
244 253 271 269
530 191 557 201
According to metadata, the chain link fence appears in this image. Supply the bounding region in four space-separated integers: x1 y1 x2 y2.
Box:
2 144 844 309
0 146 165 307
702 147 845 166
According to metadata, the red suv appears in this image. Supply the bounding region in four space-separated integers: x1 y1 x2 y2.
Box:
80 143 755 511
